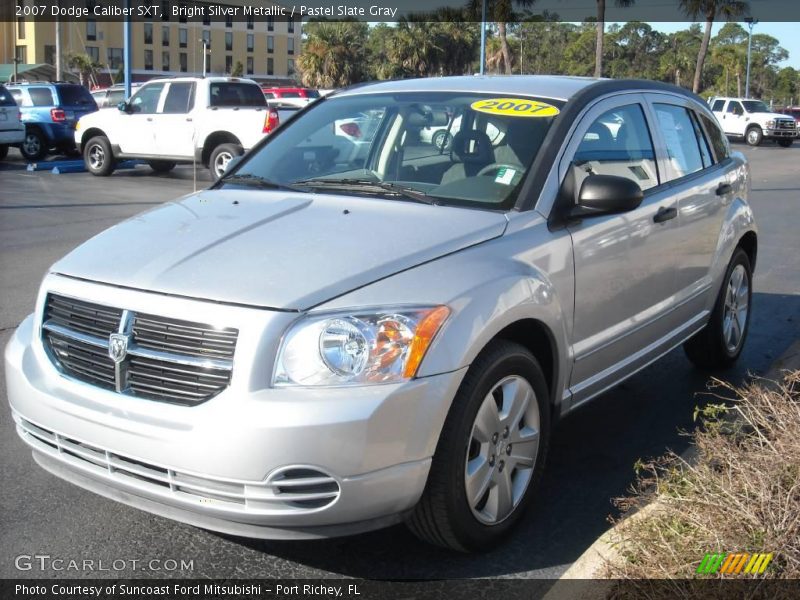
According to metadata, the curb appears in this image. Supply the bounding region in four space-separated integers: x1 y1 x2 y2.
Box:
549 338 800 585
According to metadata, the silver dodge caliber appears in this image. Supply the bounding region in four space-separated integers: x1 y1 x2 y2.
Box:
5 76 757 551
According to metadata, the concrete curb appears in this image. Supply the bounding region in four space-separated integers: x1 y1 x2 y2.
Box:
548 338 800 585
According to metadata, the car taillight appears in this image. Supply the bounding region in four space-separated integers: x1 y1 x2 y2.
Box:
339 122 362 138
50 108 67 122
263 109 279 134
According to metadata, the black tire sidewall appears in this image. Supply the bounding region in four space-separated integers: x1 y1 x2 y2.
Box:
436 343 550 550
708 249 752 362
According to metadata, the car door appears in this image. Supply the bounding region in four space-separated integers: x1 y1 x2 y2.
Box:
646 95 738 326
560 95 682 404
117 82 165 155
721 100 747 136
153 81 196 158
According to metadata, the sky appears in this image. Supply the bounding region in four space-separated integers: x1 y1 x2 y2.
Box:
648 22 799 70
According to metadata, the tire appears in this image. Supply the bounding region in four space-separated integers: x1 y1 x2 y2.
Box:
777 138 793 148
83 135 116 176
745 126 763 147
406 340 551 552
0 144 8 160
209 143 242 181
684 248 752 369
19 128 48 160
432 130 452 151
148 160 176 173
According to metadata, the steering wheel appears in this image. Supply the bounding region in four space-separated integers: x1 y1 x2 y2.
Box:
476 163 524 179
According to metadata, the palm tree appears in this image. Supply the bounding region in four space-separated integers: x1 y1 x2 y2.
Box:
297 21 369 88
679 0 749 93
66 53 101 87
594 0 635 78
470 0 535 74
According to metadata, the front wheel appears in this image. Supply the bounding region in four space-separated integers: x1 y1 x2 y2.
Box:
83 135 116 176
406 340 550 552
745 127 763 147
777 138 793 148
684 248 752 369
209 143 242 181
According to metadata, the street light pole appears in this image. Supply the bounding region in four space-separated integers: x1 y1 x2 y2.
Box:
479 0 487 75
745 18 757 99
123 0 131 98
202 40 208 77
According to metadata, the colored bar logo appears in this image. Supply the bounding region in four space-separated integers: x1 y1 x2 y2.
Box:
697 552 773 575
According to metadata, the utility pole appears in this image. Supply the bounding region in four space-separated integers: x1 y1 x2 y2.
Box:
202 40 208 77
479 0 487 75
55 16 62 80
745 18 758 99
123 0 131 98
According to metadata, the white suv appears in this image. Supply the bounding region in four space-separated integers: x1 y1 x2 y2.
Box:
0 83 26 159
709 96 797 147
75 77 279 178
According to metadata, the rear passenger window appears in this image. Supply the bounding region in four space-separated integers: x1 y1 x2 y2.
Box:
162 82 195 114
698 113 730 162
29 87 55 106
689 111 713 167
654 104 705 180
572 104 659 191
711 99 725 112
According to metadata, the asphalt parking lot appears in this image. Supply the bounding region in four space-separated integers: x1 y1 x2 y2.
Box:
1 142 798 579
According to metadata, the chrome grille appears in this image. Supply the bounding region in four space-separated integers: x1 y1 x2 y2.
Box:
42 293 237 405
16 417 341 515
778 119 796 129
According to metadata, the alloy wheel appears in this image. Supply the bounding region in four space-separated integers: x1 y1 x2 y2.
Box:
88 144 105 170
723 264 749 354
214 152 232 178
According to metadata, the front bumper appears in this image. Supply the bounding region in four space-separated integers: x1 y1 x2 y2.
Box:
5 278 466 539
764 128 797 138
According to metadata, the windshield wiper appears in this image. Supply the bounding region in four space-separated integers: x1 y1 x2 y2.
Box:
292 178 437 205
220 174 303 193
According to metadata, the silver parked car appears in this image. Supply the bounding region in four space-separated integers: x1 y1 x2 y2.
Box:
5 76 756 551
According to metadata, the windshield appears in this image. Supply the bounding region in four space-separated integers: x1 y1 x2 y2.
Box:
742 100 770 113
227 92 562 210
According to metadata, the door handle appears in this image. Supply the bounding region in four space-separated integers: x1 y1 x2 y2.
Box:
186 117 192 122
716 182 733 196
146 117 153 122
653 206 677 223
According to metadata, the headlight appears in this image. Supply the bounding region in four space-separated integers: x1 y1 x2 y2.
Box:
274 306 450 387
766 120 775 129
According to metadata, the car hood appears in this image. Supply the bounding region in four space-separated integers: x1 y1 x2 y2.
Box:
52 189 508 310
754 111 795 121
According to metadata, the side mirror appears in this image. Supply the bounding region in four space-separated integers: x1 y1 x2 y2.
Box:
572 174 644 217
224 156 242 175
117 101 130 113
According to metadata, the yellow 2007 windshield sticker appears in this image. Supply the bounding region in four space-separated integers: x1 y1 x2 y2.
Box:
471 98 560 118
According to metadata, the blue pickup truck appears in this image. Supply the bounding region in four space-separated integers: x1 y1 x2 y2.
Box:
6 82 97 160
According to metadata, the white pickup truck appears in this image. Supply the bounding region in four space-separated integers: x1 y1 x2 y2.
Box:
709 96 797 147
75 77 280 178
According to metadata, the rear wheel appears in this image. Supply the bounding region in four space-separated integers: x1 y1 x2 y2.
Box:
20 128 47 160
84 135 116 176
684 248 752 369
777 138 793 148
406 340 550 552
432 130 452 151
209 143 242 180
148 160 176 173
745 126 763 147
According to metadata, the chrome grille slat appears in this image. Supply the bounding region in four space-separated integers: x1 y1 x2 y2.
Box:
42 294 237 405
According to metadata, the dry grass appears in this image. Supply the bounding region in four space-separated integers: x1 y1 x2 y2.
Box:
604 370 800 583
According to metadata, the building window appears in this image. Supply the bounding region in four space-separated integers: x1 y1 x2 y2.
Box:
247 56 253 75
288 17 295 33
144 23 153 45
267 17 274 32
162 25 169 46
87 46 100 63
225 55 233 73
108 48 123 70
15 46 27 64
225 14 233 28
179 52 187 72
225 32 233 52
17 17 25 40
267 36 274 54
179 28 187 48
247 34 254 53
162 51 170 71
267 57 274 75
145 49 153 71
288 37 294 55
247 15 254 30
288 59 295 76
87 19 97 41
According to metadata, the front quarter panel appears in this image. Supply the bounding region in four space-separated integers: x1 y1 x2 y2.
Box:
318 211 574 414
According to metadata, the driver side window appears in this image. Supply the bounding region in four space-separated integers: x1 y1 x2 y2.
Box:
726 101 744 116
129 83 164 114
571 104 659 192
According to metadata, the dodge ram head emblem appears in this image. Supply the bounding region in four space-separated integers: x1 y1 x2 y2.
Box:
108 333 129 363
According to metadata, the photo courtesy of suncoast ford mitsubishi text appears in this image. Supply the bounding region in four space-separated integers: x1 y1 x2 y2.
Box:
5 76 756 552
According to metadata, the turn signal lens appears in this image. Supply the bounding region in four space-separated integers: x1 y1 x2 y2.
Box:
403 306 450 378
